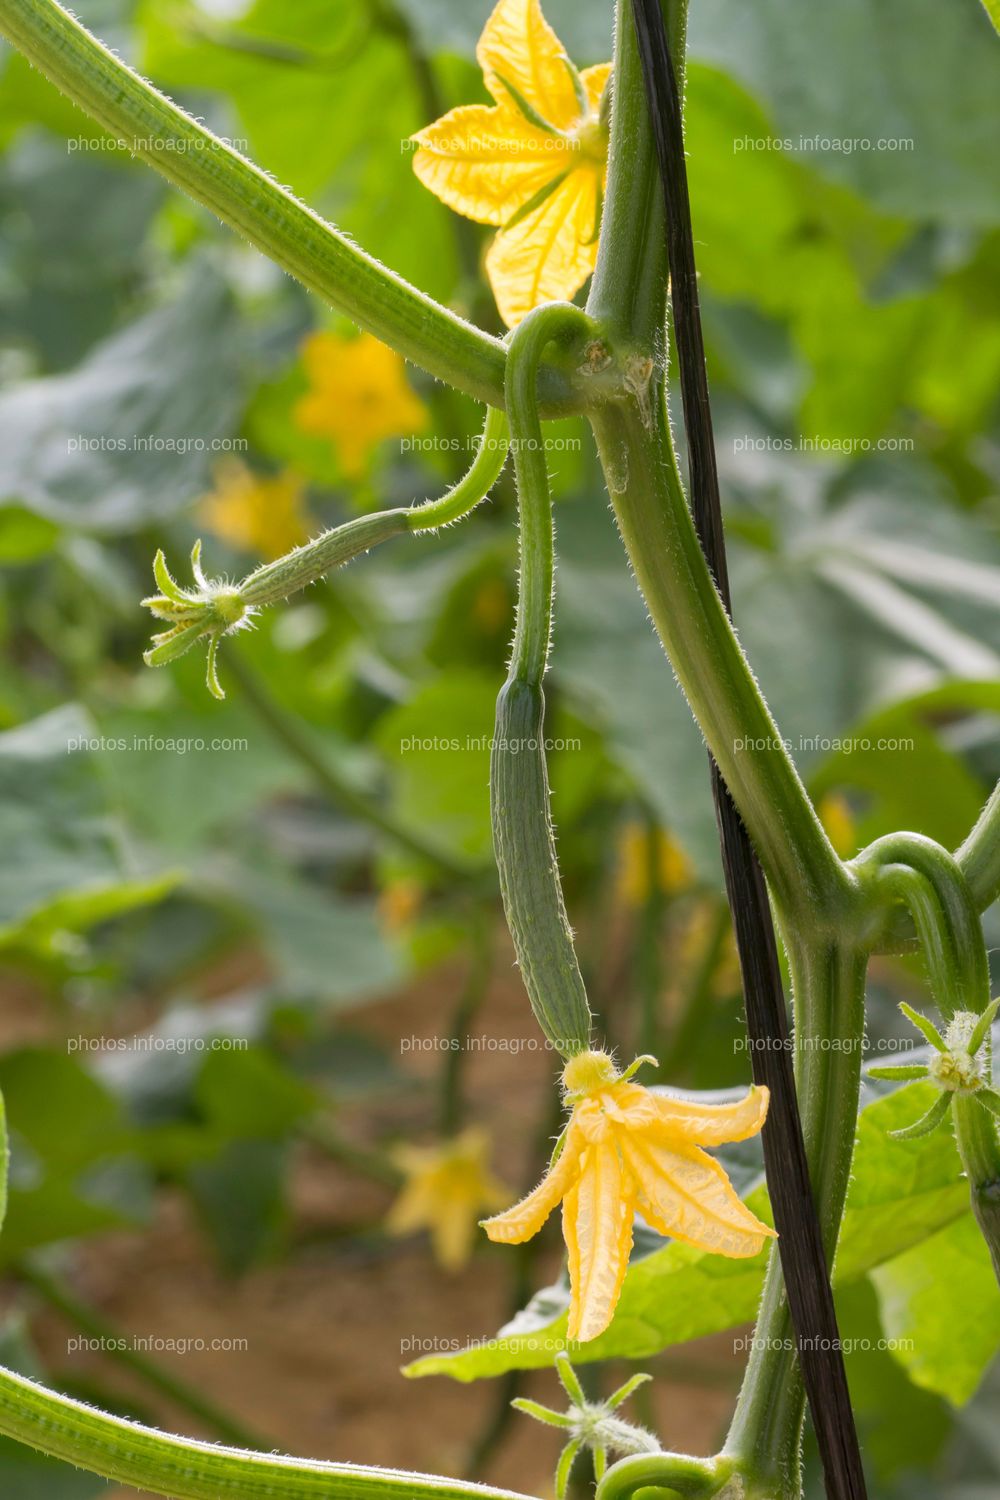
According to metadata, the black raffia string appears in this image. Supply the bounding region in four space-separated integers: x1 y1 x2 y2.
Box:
628 2 868 1495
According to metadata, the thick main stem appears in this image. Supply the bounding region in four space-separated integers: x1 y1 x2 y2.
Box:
724 939 868 1495
590 396 848 922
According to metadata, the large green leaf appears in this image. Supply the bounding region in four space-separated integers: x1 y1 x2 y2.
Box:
405 1082 969 1381
872 1213 1000 1406
0 270 245 531
0 704 175 949
688 0 1000 225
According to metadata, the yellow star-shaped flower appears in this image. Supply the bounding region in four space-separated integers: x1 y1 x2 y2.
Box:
293 331 428 478
387 1128 511 1271
199 461 310 562
411 0 611 327
483 1051 775 1342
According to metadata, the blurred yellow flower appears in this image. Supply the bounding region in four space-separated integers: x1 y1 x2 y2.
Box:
484 1051 773 1342
617 822 692 907
378 878 424 935
818 792 856 858
199 461 310 561
293 331 428 477
388 1128 511 1271
411 0 611 327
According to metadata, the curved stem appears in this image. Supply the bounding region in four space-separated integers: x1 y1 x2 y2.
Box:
851 835 1000 1282
853 834 988 1021
589 394 849 924
490 303 597 1056
0 0 538 408
957 779 1000 915
596 1451 728 1500
0 1363 536 1500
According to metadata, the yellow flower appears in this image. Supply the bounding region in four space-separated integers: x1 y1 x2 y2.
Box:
617 822 693 907
411 0 611 327
378 878 424 935
199 461 310 561
293 331 428 478
483 1051 774 1342
818 792 856 859
388 1128 511 1271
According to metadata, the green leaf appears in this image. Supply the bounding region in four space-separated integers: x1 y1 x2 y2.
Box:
230 867 405 1006
687 0 1000 224
186 1138 289 1273
405 1082 970 1380
375 670 498 860
194 1046 316 1139
872 1214 1000 1405
0 704 175 951
0 270 245 531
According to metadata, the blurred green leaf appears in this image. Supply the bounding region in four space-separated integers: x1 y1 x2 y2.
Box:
0 704 174 948
688 0 1000 224
872 1213 1000 1406
0 270 246 531
186 1138 288 1273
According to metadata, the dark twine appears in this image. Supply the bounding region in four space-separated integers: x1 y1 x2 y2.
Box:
628 1 868 1494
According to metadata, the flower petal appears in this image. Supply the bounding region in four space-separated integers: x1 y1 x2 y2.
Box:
412 103 571 226
482 1125 581 1243
622 1136 774 1258
652 1084 770 1149
477 0 580 128
580 62 612 114
485 167 600 326
564 1140 634 1342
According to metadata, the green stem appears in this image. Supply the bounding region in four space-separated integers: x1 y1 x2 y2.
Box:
956 779 1000 914
303 1120 403 1189
441 915 493 1135
852 834 1000 1282
17 1261 267 1452
225 651 479 882
723 938 868 1497
0 0 529 407
0 1362 537 1500
589 395 848 923
854 834 988 1020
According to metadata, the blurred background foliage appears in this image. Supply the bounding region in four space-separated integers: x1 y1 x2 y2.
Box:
0 0 998 1496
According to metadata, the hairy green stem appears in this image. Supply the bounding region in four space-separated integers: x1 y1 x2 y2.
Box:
491 304 597 1056
956 779 1000 914
0 1363 536 1500
723 938 868 1497
852 835 1000 1281
590 394 848 923
0 0 546 408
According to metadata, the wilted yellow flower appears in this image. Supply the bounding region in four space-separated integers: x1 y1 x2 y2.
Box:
617 822 692 907
199 461 310 561
818 792 856 859
388 1128 511 1271
483 1051 774 1342
411 0 611 327
293 331 428 477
